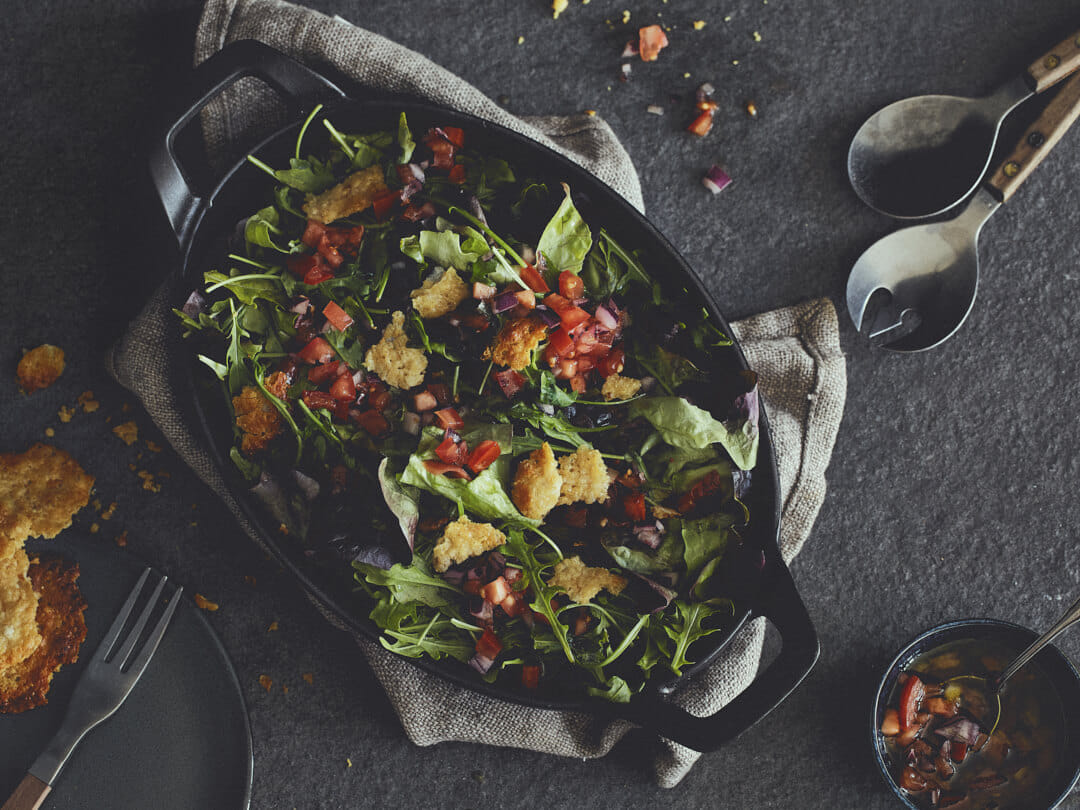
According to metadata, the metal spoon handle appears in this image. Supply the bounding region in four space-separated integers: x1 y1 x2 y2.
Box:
987 70 1080 203
994 593 1080 689
1027 28 1080 93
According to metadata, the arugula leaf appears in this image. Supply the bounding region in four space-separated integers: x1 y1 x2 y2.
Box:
503 529 574 662
510 181 548 218
197 354 228 381
400 230 483 272
378 459 420 550
539 371 578 408
244 206 292 254
631 397 758 471
229 446 261 481
397 112 416 164
408 310 461 361
665 601 724 675
400 452 529 524
204 271 285 307
356 557 457 607
681 514 734 584
273 157 336 193
536 183 592 275
630 345 703 395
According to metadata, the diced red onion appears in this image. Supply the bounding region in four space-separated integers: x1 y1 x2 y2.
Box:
420 413 435 427
288 296 312 315
405 163 425 183
318 320 333 334
646 105 664 115
594 305 618 330
440 569 466 586
934 717 982 745
493 291 520 313
469 652 496 674
703 165 733 195
632 520 666 549
539 403 555 416
468 597 494 625
352 369 366 386
696 82 716 102
620 63 632 81
402 412 421 435
182 290 206 317
291 470 321 502
474 282 496 300
621 41 639 58
400 178 423 202
534 306 561 328
467 195 488 226
520 245 536 264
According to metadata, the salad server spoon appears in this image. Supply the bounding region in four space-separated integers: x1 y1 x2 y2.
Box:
848 27 1080 220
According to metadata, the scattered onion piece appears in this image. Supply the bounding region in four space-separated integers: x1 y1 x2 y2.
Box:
646 105 664 116
621 41 639 58
703 165 732 195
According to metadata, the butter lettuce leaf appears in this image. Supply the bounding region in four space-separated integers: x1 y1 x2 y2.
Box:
631 397 758 470
537 183 592 275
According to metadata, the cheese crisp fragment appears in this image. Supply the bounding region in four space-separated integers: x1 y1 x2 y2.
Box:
0 555 87 713
365 311 428 390
233 385 284 456
432 516 507 573
600 374 642 401
0 551 41 671
410 268 470 319
511 443 563 521
489 317 548 370
16 344 65 394
547 556 627 604
0 443 95 554
302 165 388 224
556 446 611 505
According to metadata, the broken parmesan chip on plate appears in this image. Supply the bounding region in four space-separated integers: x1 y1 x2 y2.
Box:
16 344 65 394
0 443 94 555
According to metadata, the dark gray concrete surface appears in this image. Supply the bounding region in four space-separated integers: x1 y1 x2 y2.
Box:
3 1 1080 807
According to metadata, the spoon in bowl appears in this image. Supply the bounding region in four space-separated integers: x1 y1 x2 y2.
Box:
848 27 1080 220
946 592 1080 736
846 69 1080 351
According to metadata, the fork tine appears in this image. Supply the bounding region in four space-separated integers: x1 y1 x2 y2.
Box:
122 586 184 679
111 575 168 670
95 568 152 661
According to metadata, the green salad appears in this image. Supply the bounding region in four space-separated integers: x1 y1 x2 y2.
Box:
177 106 762 701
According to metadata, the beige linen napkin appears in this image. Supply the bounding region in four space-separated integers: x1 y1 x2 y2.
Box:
107 0 847 788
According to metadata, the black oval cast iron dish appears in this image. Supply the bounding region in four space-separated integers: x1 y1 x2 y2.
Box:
872 619 1080 809
148 39 818 752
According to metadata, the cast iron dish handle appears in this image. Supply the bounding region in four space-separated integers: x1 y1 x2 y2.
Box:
148 39 348 247
624 563 819 752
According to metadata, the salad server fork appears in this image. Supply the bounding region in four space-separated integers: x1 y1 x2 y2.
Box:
2 569 183 810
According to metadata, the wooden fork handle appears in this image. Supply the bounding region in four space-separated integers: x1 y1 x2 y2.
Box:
988 70 1080 202
0 773 50 810
1027 28 1080 92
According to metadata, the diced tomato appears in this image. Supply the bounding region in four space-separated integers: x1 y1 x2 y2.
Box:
514 289 536 309
898 767 927 793
373 189 399 220
427 383 453 406
434 408 464 430
322 301 353 332
466 440 501 473
543 344 561 368
480 576 510 605
558 271 584 299
518 264 550 294
303 265 335 285
547 327 575 357
879 708 900 737
475 628 503 659
623 491 647 521
462 313 491 332
499 591 527 618
564 505 588 528
302 390 337 412
925 697 958 717
341 224 364 248
521 663 540 689
687 110 715 137
576 356 595 374
638 24 669 62
423 460 469 478
597 347 626 378
353 409 390 436
307 360 341 385
435 432 469 465
413 390 438 412
401 201 437 222
297 337 336 365
423 130 457 169
494 369 526 399
441 126 465 148
950 742 968 762
301 220 328 248
898 675 925 731
473 282 496 300
395 164 417 185
447 164 467 184
568 374 587 394
315 236 344 269
560 306 591 331
329 373 356 402
544 293 570 314
286 253 322 279
370 389 392 412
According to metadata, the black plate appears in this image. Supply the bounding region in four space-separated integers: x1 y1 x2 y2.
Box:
0 533 253 809
149 39 818 751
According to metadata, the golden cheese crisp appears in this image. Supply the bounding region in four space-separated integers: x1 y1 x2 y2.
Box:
556 446 611 505
232 385 284 456
0 554 87 714
16 344 65 394
547 555 627 604
410 268 470 319
364 311 428 390
302 165 388 224
432 516 507 573
489 316 548 371
0 444 94 554
0 549 41 671
511 442 563 521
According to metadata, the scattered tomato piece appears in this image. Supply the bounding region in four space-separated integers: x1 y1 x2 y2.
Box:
638 25 669 62
323 301 353 332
